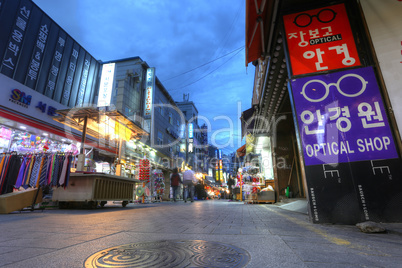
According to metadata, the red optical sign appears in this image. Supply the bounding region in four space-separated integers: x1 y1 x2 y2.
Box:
283 3 361 76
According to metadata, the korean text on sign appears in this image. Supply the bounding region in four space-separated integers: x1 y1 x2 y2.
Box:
290 67 398 166
283 3 361 76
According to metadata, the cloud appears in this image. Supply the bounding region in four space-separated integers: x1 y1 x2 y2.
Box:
33 0 255 153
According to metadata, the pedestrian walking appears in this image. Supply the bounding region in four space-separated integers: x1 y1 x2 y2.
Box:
170 167 182 202
227 175 235 200
183 166 196 202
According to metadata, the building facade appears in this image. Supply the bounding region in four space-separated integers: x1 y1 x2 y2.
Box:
0 0 101 158
176 97 206 172
100 57 186 172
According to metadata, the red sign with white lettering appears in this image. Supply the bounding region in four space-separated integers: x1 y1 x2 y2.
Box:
283 3 361 76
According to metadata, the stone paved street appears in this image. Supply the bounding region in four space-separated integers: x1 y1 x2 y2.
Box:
0 199 401 267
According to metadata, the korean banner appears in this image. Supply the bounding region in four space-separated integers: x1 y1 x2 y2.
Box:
283 3 361 76
291 66 398 166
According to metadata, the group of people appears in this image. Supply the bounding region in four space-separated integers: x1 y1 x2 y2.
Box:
170 168 236 202
170 166 196 202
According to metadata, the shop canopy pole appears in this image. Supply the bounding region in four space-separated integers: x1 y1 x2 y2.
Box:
76 115 88 171
80 116 88 154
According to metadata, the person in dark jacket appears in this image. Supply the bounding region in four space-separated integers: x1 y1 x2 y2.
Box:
170 167 182 202
227 175 235 200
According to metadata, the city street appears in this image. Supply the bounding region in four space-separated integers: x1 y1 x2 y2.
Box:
0 199 401 267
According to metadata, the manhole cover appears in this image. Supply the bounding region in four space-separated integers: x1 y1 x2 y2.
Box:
84 240 250 268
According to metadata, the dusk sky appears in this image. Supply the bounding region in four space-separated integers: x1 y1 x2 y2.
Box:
32 0 256 155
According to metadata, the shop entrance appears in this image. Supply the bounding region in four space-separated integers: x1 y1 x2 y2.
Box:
272 95 305 202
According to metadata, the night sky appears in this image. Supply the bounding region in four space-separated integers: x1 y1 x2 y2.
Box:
32 0 255 154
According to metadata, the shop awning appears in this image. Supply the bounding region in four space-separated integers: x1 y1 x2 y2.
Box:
240 107 256 138
245 0 275 66
236 144 246 157
53 106 148 141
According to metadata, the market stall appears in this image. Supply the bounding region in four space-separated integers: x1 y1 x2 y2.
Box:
239 166 275 204
53 173 139 208
51 106 148 208
152 169 165 202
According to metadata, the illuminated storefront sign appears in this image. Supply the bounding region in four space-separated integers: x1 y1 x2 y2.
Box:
144 68 155 118
188 138 193 153
97 63 115 107
187 123 194 153
291 66 398 166
35 101 57 116
283 3 361 76
215 149 222 181
188 123 193 138
9 88 56 116
10 89 32 108
179 124 185 138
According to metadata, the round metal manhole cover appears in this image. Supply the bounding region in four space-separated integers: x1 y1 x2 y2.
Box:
84 240 250 268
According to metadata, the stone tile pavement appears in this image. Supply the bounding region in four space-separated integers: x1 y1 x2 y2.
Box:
0 199 401 267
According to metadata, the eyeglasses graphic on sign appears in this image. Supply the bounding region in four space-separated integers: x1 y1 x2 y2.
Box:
293 9 337 28
301 73 368 102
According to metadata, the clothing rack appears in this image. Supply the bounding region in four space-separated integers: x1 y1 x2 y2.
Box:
0 152 74 196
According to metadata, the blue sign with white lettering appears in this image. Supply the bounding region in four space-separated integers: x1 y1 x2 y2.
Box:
291 66 398 165
188 123 193 139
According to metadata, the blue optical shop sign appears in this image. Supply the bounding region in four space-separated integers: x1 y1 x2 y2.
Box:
291 66 398 166
290 66 402 224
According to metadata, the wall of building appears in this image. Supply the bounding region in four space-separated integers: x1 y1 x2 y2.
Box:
152 81 182 161
111 58 145 124
359 0 402 144
0 0 101 109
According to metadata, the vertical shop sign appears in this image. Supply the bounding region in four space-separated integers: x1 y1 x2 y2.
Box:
291 66 398 165
44 31 67 98
188 123 193 138
0 1 32 77
97 63 115 107
76 54 91 106
218 149 223 181
215 149 219 181
283 3 361 76
290 66 402 223
25 16 51 89
144 68 155 118
188 123 194 153
284 3 402 224
61 43 80 105
179 124 185 139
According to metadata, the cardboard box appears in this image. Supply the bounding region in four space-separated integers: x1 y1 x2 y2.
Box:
0 188 43 214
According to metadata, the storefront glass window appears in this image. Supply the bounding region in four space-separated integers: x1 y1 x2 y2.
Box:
2 125 78 154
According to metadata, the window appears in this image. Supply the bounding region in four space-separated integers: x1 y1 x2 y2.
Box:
157 99 162 115
168 138 173 152
157 130 163 145
169 112 173 124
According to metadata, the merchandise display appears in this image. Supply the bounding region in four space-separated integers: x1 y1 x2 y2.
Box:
0 126 12 153
138 159 150 182
152 169 165 202
0 152 74 196
236 166 275 203
137 159 151 201
8 130 79 154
